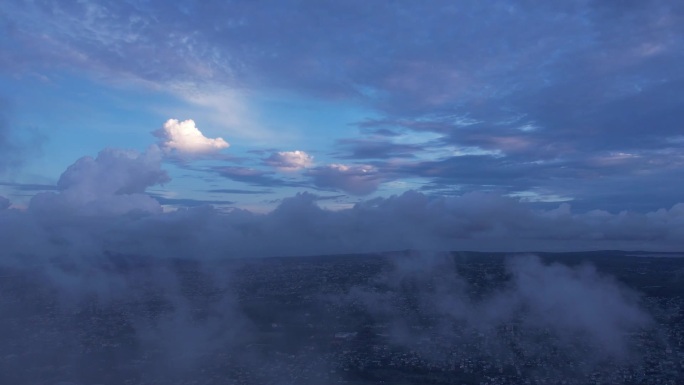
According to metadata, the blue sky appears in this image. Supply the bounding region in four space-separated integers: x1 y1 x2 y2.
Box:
1 0 684 218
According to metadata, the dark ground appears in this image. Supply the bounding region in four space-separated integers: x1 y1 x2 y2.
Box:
1 250 683 384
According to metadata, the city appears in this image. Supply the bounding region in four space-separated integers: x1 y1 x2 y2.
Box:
1 251 682 384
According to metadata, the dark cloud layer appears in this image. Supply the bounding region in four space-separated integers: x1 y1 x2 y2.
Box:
150 195 235 207
335 138 424 160
0 98 22 174
307 164 383 196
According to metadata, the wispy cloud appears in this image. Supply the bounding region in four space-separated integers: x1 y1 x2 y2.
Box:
149 194 234 207
308 163 383 196
263 150 313 172
335 138 424 159
206 188 274 195
0 181 57 192
213 166 307 188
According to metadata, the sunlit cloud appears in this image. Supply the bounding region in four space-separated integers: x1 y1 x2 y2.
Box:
154 119 229 156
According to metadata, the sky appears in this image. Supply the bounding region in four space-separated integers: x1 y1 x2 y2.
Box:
1 0 684 254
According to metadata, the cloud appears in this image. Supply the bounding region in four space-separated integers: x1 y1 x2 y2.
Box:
5 3 684 379
0 160 669 383
206 188 273 195
2 172 684 268
150 195 235 207
263 150 313 171
5 2 684 211
504 256 650 357
213 166 306 188
345 253 651 378
29 147 169 216
0 181 57 192
0 140 683 262
0 97 23 174
154 119 229 156
0 195 9 210
308 163 382 195
251 191 684 255
336 138 424 159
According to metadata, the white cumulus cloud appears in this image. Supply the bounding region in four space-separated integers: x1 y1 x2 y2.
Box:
154 119 229 156
264 150 313 172
29 148 169 216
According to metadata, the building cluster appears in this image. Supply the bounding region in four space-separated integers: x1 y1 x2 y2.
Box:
0 254 683 384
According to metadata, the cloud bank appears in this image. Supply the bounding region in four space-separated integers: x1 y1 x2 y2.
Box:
1 147 684 266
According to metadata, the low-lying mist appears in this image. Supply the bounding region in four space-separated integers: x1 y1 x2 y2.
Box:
345 253 652 378
0 248 660 384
